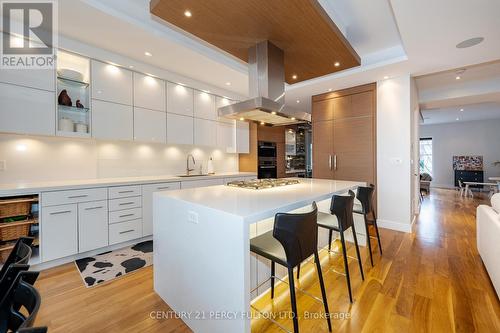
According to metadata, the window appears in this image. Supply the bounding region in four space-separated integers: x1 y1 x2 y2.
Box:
419 138 433 176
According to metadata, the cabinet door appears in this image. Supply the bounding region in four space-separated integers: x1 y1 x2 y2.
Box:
194 91 216 120
0 68 55 91
312 99 334 122
142 182 181 236
216 121 236 153
41 204 78 262
91 60 133 105
236 121 250 153
167 113 193 145
133 73 165 111
312 120 334 179
332 95 352 120
167 82 193 116
134 107 166 143
194 118 217 147
0 83 55 136
78 200 108 253
215 96 235 123
92 99 133 141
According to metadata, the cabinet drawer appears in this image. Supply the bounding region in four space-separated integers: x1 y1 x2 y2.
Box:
109 196 142 211
42 188 107 207
109 207 142 224
109 219 143 245
108 185 142 199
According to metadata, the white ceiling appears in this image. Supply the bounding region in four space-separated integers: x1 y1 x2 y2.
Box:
421 102 500 125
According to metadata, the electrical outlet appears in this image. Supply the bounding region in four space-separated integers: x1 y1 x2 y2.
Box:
0 160 5 171
188 211 199 224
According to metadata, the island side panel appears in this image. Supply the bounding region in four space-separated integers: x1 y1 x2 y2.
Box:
153 193 250 333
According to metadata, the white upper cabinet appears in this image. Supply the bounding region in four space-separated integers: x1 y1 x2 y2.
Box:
167 113 193 145
0 82 55 136
236 121 250 153
134 107 166 143
215 96 235 123
167 82 193 116
133 73 165 112
91 60 133 105
92 99 133 141
0 68 55 91
194 91 216 120
216 121 236 153
194 118 217 147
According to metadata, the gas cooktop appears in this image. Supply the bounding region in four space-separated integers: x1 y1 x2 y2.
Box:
226 178 300 190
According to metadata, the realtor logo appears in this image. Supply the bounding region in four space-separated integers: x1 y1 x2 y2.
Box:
1 0 57 69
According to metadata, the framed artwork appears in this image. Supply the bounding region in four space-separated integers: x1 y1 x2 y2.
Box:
453 155 484 171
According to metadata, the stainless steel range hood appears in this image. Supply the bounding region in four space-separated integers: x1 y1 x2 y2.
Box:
218 41 311 126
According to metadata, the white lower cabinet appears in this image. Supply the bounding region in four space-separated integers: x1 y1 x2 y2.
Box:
109 219 143 245
92 99 133 141
134 107 166 143
78 201 109 253
142 182 181 236
0 82 56 136
181 178 224 189
42 204 78 262
194 118 217 147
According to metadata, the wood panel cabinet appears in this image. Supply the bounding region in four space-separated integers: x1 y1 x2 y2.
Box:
0 83 56 136
312 120 334 179
134 107 167 143
167 82 193 116
92 99 133 141
167 113 193 145
194 90 216 120
133 73 165 111
311 99 334 122
91 60 133 105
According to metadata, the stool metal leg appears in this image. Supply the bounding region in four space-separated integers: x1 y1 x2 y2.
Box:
296 262 301 280
373 218 383 255
340 231 353 303
314 251 332 332
351 224 364 281
364 215 374 267
287 267 299 333
271 261 276 299
328 229 333 251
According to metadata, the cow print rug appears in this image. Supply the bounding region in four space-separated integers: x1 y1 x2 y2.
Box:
75 240 153 288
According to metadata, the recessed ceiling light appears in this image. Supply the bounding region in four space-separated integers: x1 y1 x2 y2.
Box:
271 111 277 115
260 121 265 125
291 117 296 121
239 117 245 121
334 62 340 67
144 51 152 57
456 117 460 121
184 10 192 17
328 88 332 92
460 108 464 112
129 65 134 69
296 100 300 103
292 74 297 80
225 82 231 86
455 76 461 80
456 37 484 49
384 76 389 80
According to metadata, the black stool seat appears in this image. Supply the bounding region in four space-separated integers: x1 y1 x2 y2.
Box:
316 211 339 229
250 231 287 267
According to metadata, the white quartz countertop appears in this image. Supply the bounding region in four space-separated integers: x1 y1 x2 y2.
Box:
0 172 257 196
157 178 364 223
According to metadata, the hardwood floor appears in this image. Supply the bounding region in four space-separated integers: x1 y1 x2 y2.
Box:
34 189 500 332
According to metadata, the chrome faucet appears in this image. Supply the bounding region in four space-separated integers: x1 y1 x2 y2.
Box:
186 154 196 175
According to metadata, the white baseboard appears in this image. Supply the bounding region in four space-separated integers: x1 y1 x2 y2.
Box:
377 218 412 233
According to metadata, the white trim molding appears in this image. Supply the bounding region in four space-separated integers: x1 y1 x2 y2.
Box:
377 218 413 233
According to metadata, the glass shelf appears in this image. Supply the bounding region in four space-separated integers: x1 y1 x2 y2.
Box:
57 76 89 87
58 104 90 113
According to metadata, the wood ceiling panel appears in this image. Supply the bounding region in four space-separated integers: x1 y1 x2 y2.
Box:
150 0 360 83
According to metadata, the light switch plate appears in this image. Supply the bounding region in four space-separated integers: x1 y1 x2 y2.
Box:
0 160 5 171
188 211 199 224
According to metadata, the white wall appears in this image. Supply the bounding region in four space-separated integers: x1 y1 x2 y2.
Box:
420 119 500 188
411 77 421 215
377 75 413 232
0 134 238 183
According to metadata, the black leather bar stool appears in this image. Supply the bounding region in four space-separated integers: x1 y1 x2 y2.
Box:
354 184 382 267
0 237 33 300
250 202 331 333
315 190 364 303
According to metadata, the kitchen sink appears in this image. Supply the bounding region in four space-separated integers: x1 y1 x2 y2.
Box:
177 174 212 177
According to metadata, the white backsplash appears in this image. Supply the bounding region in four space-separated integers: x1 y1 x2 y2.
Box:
0 134 239 183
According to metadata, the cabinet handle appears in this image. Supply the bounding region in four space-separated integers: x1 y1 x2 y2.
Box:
333 155 337 170
328 155 332 170
156 186 171 190
119 202 135 206
85 206 103 210
68 195 88 199
119 229 135 234
50 210 72 215
119 213 134 218
118 190 134 194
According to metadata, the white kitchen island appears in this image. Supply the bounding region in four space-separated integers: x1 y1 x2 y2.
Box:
153 178 364 333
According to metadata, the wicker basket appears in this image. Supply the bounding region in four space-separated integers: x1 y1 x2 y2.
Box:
0 243 15 263
0 198 33 219
0 219 34 242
